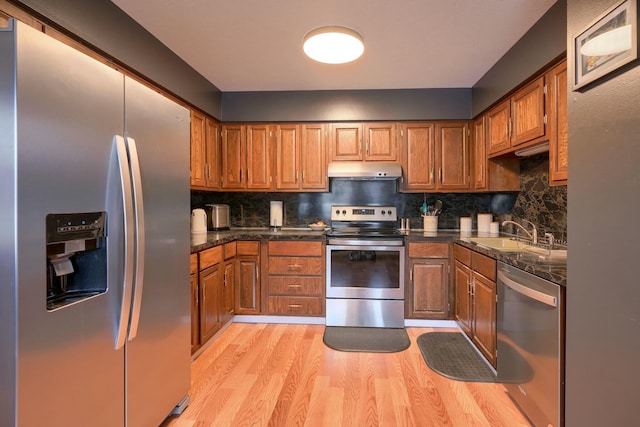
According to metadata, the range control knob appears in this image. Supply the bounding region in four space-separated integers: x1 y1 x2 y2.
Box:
341 210 347 215
381 210 387 215
335 209 341 215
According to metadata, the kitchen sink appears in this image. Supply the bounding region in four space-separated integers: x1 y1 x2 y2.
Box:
466 237 524 251
466 237 567 259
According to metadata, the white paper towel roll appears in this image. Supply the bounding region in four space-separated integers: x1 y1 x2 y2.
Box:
270 201 283 227
477 213 492 233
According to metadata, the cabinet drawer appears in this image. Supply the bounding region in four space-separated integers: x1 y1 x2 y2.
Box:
237 240 260 256
268 276 324 296
408 242 449 258
200 245 223 270
269 240 323 256
268 296 323 316
453 244 471 267
268 257 324 275
224 241 236 259
471 251 496 281
190 253 198 275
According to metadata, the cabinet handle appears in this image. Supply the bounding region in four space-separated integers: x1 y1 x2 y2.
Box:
296 171 299 183
429 170 434 182
438 168 442 183
288 264 302 269
508 118 512 138
288 304 303 308
288 284 302 288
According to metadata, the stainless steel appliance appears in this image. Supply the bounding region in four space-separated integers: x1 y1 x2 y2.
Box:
205 203 231 230
0 21 190 426
497 262 565 427
326 205 405 327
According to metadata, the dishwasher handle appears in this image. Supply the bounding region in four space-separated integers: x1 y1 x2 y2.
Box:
498 270 557 307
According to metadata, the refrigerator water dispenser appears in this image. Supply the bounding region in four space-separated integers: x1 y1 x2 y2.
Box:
46 212 107 311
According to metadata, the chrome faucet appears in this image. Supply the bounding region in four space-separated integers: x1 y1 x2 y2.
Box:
501 219 538 244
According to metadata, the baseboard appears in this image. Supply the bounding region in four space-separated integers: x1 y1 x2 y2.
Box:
232 315 458 329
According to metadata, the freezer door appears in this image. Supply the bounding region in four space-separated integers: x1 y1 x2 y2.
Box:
11 22 125 426
123 77 191 427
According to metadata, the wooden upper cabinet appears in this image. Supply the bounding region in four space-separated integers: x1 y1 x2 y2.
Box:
436 122 470 191
245 124 273 190
191 110 220 190
190 110 207 188
402 122 436 191
330 123 362 161
364 122 397 161
546 60 568 185
205 118 220 189
487 76 546 156
300 124 327 190
275 123 327 191
511 76 545 146
221 124 245 189
275 124 300 190
472 116 488 191
329 122 397 162
486 99 511 155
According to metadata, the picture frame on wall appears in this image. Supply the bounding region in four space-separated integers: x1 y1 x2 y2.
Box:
573 0 638 90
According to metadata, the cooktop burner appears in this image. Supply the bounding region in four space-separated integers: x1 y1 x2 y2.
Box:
328 205 400 239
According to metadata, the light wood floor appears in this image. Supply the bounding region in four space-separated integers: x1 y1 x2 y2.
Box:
162 323 530 427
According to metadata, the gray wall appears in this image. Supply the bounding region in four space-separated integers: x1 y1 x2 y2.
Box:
566 0 640 425
221 88 471 122
471 0 567 116
13 0 223 118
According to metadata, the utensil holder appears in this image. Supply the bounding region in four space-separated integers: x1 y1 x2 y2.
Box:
423 216 438 232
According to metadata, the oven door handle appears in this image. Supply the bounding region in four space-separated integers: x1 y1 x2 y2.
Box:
498 271 557 307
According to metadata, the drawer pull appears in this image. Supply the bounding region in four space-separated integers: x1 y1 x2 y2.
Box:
288 264 302 269
288 304 303 308
288 284 302 288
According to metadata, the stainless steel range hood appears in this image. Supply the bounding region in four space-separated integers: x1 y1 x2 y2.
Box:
327 161 402 179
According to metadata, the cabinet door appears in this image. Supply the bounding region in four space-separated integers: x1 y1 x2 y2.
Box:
275 124 300 190
301 124 327 190
547 60 568 185
205 117 220 189
190 274 200 354
364 122 397 161
220 259 235 325
221 124 245 189
330 123 362 161
472 272 497 366
511 76 545 147
472 117 488 191
408 259 449 319
454 260 472 335
403 122 436 191
486 99 511 155
246 124 273 189
199 264 221 344
236 242 260 315
190 110 207 187
436 122 470 190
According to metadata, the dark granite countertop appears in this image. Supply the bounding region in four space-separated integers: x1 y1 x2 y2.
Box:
191 228 566 287
190 227 327 253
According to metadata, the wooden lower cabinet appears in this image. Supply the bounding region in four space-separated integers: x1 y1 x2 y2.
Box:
406 242 450 319
236 240 261 314
453 243 497 367
199 263 222 344
266 240 325 316
190 253 200 353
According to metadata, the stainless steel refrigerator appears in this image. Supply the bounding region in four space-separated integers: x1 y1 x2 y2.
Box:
0 20 191 426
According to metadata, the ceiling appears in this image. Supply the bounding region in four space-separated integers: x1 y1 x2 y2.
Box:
110 0 557 93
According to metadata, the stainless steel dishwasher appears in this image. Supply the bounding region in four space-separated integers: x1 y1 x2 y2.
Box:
497 262 565 427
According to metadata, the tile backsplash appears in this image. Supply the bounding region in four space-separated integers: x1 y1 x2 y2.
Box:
191 153 567 240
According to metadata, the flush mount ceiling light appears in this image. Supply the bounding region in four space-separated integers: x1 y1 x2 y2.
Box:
303 26 364 64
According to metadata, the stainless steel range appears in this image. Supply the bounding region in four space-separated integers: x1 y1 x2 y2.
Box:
325 205 405 328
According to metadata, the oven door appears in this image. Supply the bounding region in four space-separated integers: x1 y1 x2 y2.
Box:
326 242 405 300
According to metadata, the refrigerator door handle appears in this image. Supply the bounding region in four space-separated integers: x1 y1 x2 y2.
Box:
126 137 145 341
114 135 136 350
